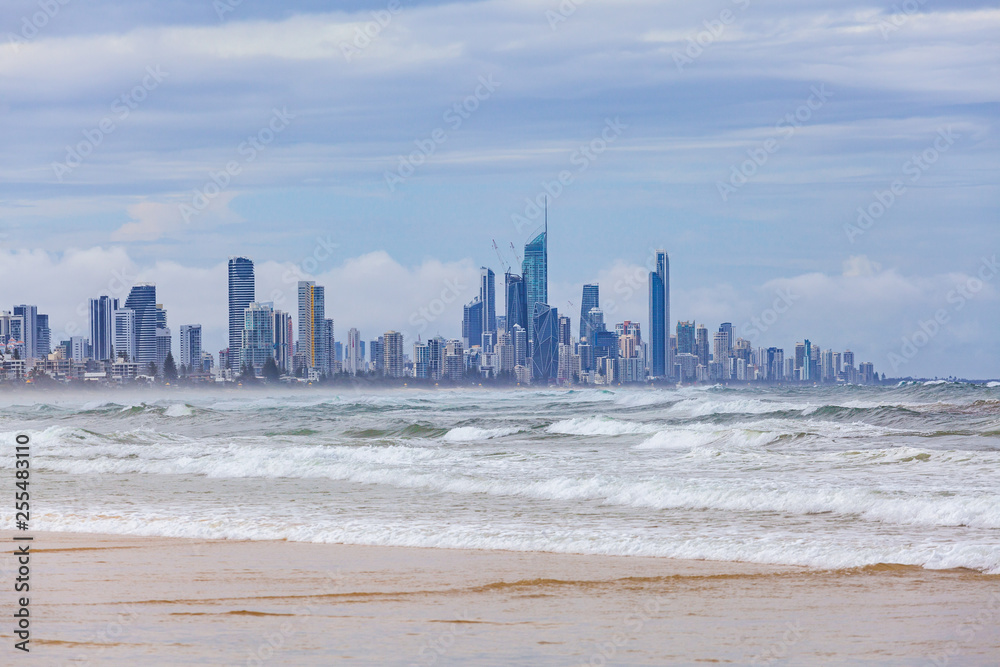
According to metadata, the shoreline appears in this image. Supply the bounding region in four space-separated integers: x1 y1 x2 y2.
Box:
3 531 998 664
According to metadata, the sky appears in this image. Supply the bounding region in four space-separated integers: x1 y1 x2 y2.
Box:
0 0 997 378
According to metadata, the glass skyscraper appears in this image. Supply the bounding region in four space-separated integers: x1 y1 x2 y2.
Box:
531 302 558 383
648 250 669 378
228 257 255 372
480 267 496 341
505 272 527 334
89 296 119 362
463 298 483 350
522 225 547 353
124 284 158 367
579 284 599 343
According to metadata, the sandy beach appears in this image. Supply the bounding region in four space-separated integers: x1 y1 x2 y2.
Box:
0 531 997 665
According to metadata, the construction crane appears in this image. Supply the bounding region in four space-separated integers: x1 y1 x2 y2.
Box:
492 240 510 273
509 242 521 264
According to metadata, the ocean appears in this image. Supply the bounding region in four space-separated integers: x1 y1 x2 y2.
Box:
4 382 1000 574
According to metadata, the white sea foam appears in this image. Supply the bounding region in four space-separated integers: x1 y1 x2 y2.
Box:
442 426 521 442
547 417 659 436
15 511 1000 575
987 381 1000 388
164 404 194 417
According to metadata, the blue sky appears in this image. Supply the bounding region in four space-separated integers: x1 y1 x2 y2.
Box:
1 0 997 377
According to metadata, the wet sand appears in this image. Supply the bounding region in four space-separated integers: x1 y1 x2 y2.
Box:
1 531 998 665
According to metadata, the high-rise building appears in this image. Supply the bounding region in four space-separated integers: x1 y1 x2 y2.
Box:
413 340 430 379
113 308 136 362
428 336 446 380
124 284 157 367
718 323 733 358
677 321 696 355
154 305 170 370
179 324 202 371
558 315 571 347
12 306 38 359
273 310 293 373
648 250 669 378
580 284 600 343
36 313 51 359
462 298 483 350
345 328 363 375
89 296 119 362
228 257 255 372
802 339 813 381
511 324 527 368
297 281 327 371
505 272 527 334
383 331 404 378
241 302 274 376
522 218 548 353
370 337 384 373
444 339 464 381
696 324 709 368
531 303 558 383
480 267 496 341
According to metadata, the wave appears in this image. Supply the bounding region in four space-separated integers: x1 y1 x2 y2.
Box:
16 512 999 575
546 417 660 436
442 426 522 442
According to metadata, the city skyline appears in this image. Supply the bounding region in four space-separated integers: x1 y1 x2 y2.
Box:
0 1 996 378
0 224 912 384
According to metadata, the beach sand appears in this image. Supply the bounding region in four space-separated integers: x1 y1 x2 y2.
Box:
2 531 998 665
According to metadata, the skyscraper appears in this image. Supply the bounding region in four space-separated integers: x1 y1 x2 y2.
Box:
241 302 274 376
273 310 293 373
297 281 327 371
580 284 599 343
558 315 571 347
696 324 709 368
345 328 362 375
480 267 496 341
462 298 484 350
89 296 119 362
179 324 202 371
36 314 50 358
124 284 157 367
522 214 547 353
648 250 669 378
531 303 558 383
228 257 255 373
12 306 37 359
505 272 527 334
383 331 404 378
113 308 136 362
677 321 696 355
